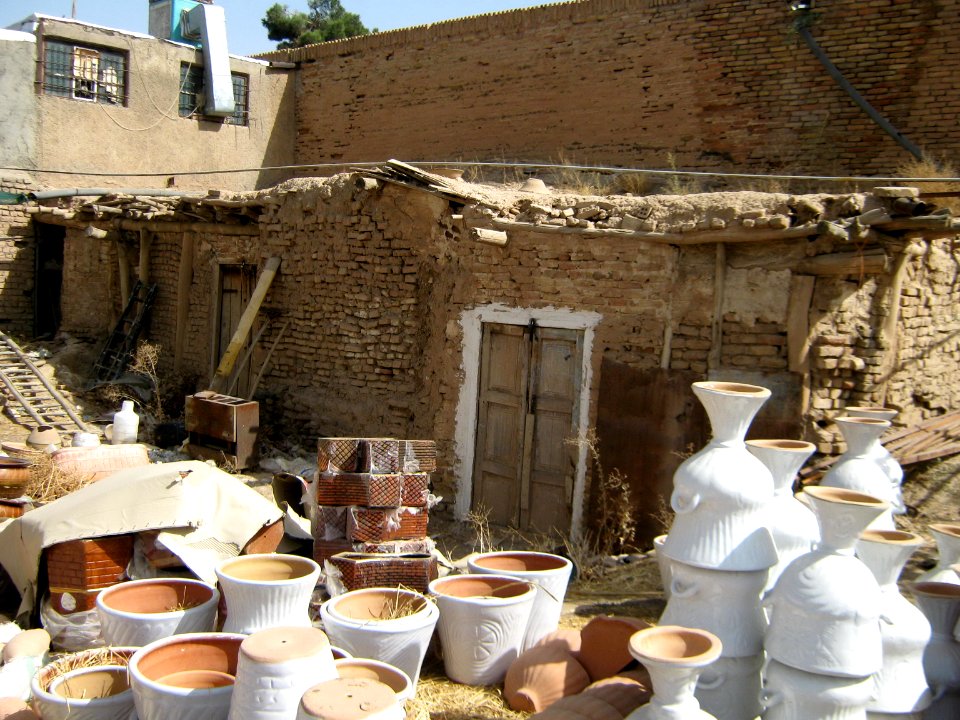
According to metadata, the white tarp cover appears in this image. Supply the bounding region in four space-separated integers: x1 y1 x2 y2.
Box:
0 460 282 615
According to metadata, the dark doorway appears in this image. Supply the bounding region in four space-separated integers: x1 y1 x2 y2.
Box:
34 223 65 338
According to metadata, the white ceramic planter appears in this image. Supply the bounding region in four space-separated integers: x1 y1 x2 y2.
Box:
466 551 573 650
215 554 321 634
298 677 404 720
334 658 413 707
765 486 888 678
694 653 763 720
663 381 778 572
821 416 898 526
30 648 138 720
653 535 672 599
762 658 875 720
34 665 135 720
228 626 337 720
856 530 932 714
320 587 438 690
917 524 960 584
129 632 245 720
97 578 220 647
624 625 721 720
912 582 960 701
844 407 904 512
428 574 536 686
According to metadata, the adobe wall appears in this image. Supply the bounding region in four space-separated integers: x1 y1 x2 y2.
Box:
275 0 960 177
0 177 37 337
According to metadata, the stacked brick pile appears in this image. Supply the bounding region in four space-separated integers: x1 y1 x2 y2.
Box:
314 437 438 593
44 534 134 615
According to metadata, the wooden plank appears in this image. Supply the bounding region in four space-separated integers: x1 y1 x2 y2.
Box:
138 229 152 285
795 249 888 276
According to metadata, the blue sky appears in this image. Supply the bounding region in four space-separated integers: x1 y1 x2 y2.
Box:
0 1 546 56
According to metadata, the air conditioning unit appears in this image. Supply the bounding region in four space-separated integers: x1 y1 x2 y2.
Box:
148 0 203 46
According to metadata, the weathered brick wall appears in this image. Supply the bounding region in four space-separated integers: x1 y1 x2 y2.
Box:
0 177 37 337
274 0 960 177
60 229 117 339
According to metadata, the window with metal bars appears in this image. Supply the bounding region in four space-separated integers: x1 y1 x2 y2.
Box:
42 39 126 105
178 64 249 126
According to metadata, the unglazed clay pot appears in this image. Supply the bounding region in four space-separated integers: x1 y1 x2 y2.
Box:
129 632 244 720
581 673 652 717
297 677 403 720
855 530 931 714
215 554 321 634
821 416 898 526
467 550 573 650
334 658 413 706
228 626 338 720
320 587 438 690
428 573 536 686
745 438 819 591
624 625 722 720
0 698 36 720
912 581 960 718
0 457 32 499
662 381 778 572
26 425 60 452
504 642 591 712
761 658 875 720
765 486 888 678
577 615 651 682
96 578 219 647
31 648 137 720
917 523 960 584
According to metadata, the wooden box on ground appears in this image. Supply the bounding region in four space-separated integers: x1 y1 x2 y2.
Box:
185 391 259 469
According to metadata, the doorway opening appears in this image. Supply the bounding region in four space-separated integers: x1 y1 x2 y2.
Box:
34 223 64 339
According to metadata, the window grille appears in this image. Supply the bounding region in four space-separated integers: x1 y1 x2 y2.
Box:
42 39 126 105
179 64 249 126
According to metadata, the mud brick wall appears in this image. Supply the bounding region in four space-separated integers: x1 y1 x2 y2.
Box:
0 177 38 336
273 0 960 177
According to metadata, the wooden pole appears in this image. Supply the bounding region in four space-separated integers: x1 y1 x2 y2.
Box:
210 257 282 393
116 239 130 309
173 233 195 373
878 239 926 404
138 229 152 285
787 274 817 416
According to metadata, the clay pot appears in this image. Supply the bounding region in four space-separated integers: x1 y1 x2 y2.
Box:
912 582 960 699
31 648 137 720
694 653 763 720
215 554 321 634
582 674 652 717
504 643 591 712
428 574 536 686
334 658 413 706
298 677 403 720
320 587 437 690
625 625 722 720
26 425 60 452
917 523 960 584
534 628 583 654
129 632 244 720
0 457 32 499
577 615 651 682
761 658 876 720
96 578 219 647
535 694 624 720
663 381 778 572
0 699 36 720
845 406 903 506
2 629 50 663
467 550 573 650
229 626 338 720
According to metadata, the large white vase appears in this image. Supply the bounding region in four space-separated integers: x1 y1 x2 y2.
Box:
855 530 931 714
745 438 819 591
624 625 721 720
215 554 321 634
845 406 904 515
466 550 573 651
694 653 763 720
821 417 898 527
762 659 875 720
917 523 960 585
663 381 777 572
765 486 888 677
912 581 960 720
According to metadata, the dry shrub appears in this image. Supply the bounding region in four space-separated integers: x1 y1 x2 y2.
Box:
25 452 95 502
405 676 526 720
896 156 960 214
466 504 494 555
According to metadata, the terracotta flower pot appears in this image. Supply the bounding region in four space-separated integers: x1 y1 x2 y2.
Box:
215 554 321 634
129 632 244 720
96 578 219 647
334 658 413 706
298 677 404 720
504 642 590 712
0 457 32 499
31 648 137 720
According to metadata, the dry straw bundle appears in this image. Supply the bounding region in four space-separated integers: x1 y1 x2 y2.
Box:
25 452 95 503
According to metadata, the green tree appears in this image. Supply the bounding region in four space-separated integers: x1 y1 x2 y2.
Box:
262 0 374 49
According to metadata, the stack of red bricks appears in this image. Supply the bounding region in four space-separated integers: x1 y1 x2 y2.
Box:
44 534 134 614
313 437 437 593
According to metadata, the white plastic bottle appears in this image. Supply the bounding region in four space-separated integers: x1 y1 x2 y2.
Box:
111 400 140 445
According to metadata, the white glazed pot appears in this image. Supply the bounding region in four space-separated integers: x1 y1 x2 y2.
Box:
821 417 898 525
466 551 573 650
624 625 721 720
917 524 960 585
97 578 219 647
659 559 768 657
298 677 404 720
653 535 672 600
215 554 321 634
31 648 137 720
856 530 932 714
762 659 875 720
33 664 135 720
228 626 337 720
663 381 778 572
912 582 960 698
428 574 536 686
844 407 904 512
694 653 763 720
765 486 888 678
334 658 413 707
320 587 438 690
129 632 244 720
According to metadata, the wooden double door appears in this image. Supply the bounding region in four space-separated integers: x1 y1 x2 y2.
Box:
472 321 584 534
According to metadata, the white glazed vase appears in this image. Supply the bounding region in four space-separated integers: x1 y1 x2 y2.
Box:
228 626 337 720
762 659 875 720
745 438 819 591
653 534 672 600
428 574 536 686
319 587 439 690
624 625 721 720
663 381 778 572
844 406 904 513
765 486 888 677
855 530 932 714
694 653 763 720
466 551 573 651
912 582 960 699
659 559 768 657
821 417 898 526
215 554 321 634
917 523 960 585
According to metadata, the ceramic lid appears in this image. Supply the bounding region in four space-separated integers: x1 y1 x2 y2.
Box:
300 678 397 720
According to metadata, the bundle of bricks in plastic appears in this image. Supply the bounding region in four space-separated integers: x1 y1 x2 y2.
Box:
314 437 438 593
44 534 134 614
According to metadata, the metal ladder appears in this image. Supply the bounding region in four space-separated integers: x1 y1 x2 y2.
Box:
0 333 89 434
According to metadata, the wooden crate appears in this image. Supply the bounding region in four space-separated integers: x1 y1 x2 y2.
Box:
185 391 259 470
